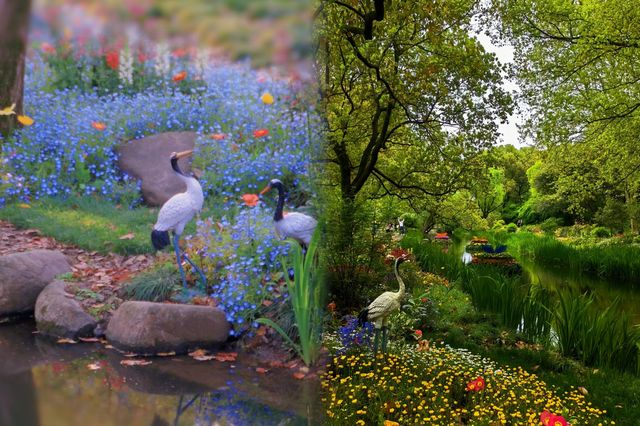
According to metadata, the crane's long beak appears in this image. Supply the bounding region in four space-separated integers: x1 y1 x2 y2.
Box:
174 149 193 159
259 185 271 195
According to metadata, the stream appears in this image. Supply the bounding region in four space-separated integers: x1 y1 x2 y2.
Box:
0 321 322 426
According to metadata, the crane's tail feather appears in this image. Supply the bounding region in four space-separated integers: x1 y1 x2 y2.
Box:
358 308 369 328
151 229 171 250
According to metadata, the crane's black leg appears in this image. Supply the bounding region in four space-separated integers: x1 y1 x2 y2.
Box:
381 326 388 352
173 234 188 288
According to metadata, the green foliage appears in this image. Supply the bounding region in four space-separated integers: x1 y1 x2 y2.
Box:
591 226 612 238
505 222 518 233
121 264 181 302
259 233 325 366
0 196 156 255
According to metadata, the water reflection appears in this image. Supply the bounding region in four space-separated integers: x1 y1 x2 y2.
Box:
0 321 321 426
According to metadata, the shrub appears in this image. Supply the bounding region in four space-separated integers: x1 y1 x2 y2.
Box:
505 222 517 233
540 217 563 234
591 226 612 238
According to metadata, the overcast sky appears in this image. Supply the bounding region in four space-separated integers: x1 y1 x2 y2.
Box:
474 32 528 148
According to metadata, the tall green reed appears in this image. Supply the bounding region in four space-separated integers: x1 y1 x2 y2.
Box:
257 232 326 366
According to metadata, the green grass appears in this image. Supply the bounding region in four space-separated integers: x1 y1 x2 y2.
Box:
121 263 181 301
0 196 162 255
496 231 640 283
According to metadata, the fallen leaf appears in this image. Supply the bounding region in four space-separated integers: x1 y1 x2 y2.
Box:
293 372 306 380
120 359 152 366
256 367 268 374
214 352 238 362
123 352 139 357
261 300 273 307
193 355 216 361
57 338 77 344
78 337 100 343
118 233 135 240
157 351 176 357
578 386 588 395
87 362 103 370
188 349 208 358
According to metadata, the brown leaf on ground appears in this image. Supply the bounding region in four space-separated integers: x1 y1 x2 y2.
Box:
255 367 268 374
120 359 152 366
292 372 305 380
123 352 139 357
188 349 208 358
214 352 238 362
56 338 77 344
157 351 176 357
78 337 100 342
193 355 216 361
118 232 135 240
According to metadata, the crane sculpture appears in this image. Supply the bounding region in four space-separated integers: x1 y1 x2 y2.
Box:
358 255 408 353
260 178 317 248
462 250 472 265
151 150 206 288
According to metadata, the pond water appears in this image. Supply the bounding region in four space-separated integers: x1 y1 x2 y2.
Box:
0 321 322 426
453 238 640 323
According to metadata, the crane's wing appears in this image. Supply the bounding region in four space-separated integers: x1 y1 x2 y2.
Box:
366 291 399 321
276 213 317 244
154 193 196 231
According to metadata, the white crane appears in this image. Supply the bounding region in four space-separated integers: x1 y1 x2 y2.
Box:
259 178 317 248
151 150 206 288
358 256 407 352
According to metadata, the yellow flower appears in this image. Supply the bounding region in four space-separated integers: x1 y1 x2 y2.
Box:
17 115 34 126
384 421 400 426
261 92 274 104
0 103 16 116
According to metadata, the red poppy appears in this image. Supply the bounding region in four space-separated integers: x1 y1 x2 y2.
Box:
172 71 187 82
548 414 568 426
105 51 119 70
414 329 423 339
91 121 106 131
210 133 226 140
242 194 259 207
172 48 189 58
41 42 56 54
253 129 269 138
390 247 410 259
466 376 485 392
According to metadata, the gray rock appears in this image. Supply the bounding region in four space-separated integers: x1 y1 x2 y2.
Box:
0 250 71 318
106 301 230 354
117 131 198 206
35 280 97 338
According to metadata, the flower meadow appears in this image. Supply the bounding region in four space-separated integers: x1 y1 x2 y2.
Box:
0 30 320 335
321 343 614 425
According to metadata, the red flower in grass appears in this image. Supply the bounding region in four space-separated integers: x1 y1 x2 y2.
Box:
105 51 119 70
466 376 485 392
390 247 410 259
172 71 187 82
91 121 106 131
242 194 259 207
253 128 269 138
541 411 568 426
414 329 423 339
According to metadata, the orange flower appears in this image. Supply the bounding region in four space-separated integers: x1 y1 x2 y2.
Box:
172 71 187 82
466 376 485 392
91 121 106 131
17 115 34 126
242 194 259 207
253 129 269 138
210 133 226 140
105 51 119 70
41 42 56 54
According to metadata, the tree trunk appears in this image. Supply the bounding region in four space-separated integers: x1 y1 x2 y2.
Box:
0 0 32 139
625 187 638 234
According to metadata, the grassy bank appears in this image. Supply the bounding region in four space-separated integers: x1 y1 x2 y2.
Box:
496 231 640 284
397 231 640 424
0 196 159 255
